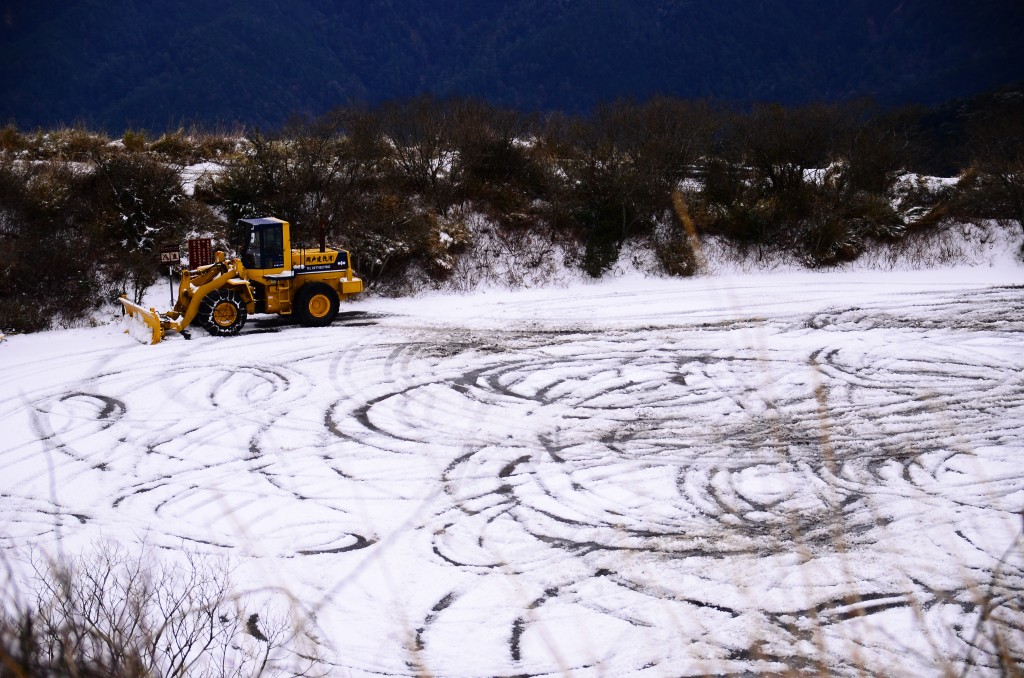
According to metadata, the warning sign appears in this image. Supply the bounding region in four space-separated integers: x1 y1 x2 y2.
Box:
159 247 180 264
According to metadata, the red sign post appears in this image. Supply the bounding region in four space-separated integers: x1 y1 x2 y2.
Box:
188 238 213 268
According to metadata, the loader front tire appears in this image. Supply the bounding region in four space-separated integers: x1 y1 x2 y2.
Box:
199 289 247 336
295 282 339 327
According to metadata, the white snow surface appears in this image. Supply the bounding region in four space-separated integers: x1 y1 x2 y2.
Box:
3 258 1024 675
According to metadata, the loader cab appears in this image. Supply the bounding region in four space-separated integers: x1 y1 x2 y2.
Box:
240 217 291 271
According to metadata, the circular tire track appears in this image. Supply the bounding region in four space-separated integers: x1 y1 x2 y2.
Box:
3 285 1023 675
324 295 1024 674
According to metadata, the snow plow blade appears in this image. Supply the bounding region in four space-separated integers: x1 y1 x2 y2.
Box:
119 296 165 345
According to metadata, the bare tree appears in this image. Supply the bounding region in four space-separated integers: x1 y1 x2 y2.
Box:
0 544 323 677
833 100 914 196
448 99 542 206
963 92 1024 254
374 95 458 216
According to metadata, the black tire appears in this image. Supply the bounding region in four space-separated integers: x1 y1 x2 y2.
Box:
295 282 339 327
198 289 247 336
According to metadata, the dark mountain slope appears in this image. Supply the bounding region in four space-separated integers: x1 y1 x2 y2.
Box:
1 0 1021 132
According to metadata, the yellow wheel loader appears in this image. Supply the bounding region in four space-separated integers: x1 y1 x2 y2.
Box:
120 217 363 344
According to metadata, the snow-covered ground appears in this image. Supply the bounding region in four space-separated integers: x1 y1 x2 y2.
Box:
2 256 1024 675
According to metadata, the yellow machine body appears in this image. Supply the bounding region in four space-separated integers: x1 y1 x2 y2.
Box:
120 217 363 344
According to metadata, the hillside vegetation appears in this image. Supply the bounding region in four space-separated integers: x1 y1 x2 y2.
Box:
1 91 1022 333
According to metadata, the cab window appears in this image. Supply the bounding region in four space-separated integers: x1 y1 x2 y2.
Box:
243 223 285 269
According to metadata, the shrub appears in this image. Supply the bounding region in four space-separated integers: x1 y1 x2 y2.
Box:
692 159 785 259
211 123 375 252
121 129 147 153
794 179 907 267
449 100 545 210
149 129 198 164
653 191 703 276
27 126 110 161
423 211 472 279
0 160 103 332
0 141 212 332
2 92 1017 329
0 124 26 153
189 128 243 161
963 90 1024 232
799 204 862 266
835 103 916 195
341 192 434 292
578 204 630 277
540 109 670 277
89 150 207 302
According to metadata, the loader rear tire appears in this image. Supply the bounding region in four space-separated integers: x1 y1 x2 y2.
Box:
199 289 247 336
295 282 339 327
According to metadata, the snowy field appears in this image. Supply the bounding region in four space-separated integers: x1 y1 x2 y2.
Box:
2 262 1024 675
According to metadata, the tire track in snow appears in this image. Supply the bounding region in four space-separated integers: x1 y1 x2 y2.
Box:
2 285 1022 675
320 287 1023 674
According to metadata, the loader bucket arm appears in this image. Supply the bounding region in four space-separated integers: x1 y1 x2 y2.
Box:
118 257 254 345
119 296 165 345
